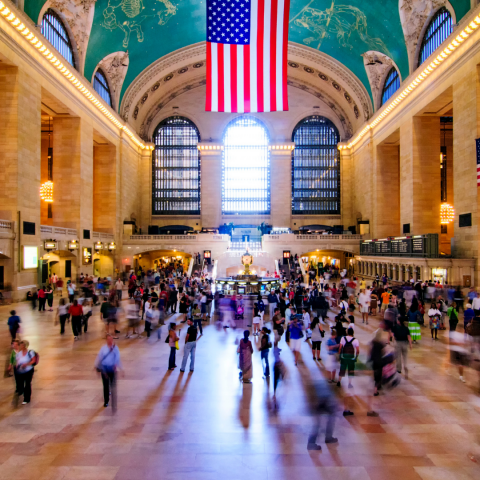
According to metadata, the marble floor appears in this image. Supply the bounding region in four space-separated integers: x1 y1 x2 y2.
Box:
1 297 480 480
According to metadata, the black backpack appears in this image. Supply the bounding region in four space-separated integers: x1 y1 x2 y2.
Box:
342 338 355 357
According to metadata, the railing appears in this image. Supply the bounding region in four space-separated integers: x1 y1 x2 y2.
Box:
0 220 13 230
93 231 114 240
262 234 363 241
127 234 230 241
40 225 78 237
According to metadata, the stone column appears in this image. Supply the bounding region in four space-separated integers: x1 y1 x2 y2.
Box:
200 148 222 228
373 144 400 238
0 66 41 294
93 143 118 233
452 65 480 284
53 116 94 275
138 146 152 234
340 149 355 230
399 116 441 235
270 145 293 228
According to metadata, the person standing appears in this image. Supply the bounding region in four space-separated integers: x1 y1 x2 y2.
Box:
14 340 36 405
289 316 304 366
115 278 123 302
67 281 75 303
267 290 277 318
358 288 370 324
392 318 412 378
180 319 197 373
7 310 21 341
94 334 122 410
38 286 46 312
310 317 324 361
168 323 179 370
447 302 459 332
51 273 58 292
326 329 339 383
237 330 254 383
337 327 359 390
68 300 83 340
428 303 441 340
56 277 63 297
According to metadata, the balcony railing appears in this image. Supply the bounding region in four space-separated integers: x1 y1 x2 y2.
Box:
0 220 13 231
127 234 230 241
262 234 363 241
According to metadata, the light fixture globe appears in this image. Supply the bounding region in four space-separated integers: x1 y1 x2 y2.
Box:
440 202 454 224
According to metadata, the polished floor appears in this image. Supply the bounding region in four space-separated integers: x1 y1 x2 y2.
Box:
0 295 480 480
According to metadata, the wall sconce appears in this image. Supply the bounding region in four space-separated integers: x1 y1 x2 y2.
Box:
40 181 53 202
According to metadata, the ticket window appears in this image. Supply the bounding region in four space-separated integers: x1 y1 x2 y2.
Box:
432 268 447 285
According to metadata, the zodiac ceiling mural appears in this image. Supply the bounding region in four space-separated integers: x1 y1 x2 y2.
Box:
24 0 471 105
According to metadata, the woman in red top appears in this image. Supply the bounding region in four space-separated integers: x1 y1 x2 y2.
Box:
68 300 83 340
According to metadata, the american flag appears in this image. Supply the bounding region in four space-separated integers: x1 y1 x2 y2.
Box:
477 138 480 186
205 0 290 113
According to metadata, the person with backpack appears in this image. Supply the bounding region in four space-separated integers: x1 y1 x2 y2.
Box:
337 327 359 391
14 340 38 405
447 302 459 332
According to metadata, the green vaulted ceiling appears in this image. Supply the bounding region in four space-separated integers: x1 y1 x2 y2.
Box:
25 0 471 104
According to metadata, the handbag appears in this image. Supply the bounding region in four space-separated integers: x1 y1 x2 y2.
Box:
175 340 179 350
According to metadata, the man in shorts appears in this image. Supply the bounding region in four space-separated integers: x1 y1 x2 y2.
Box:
358 288 370 325
381 289 391 316
337 327 359 416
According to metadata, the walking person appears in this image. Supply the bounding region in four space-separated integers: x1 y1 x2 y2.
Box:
46 286 54 311
125 299 140 338
392 318 412 378
56 298 69 335
68 300 83 340
168 323 179 370
180 319 197 373
14 340 37 405
237 330 254 383
7 310 21 341
358 288 370 324
94 334 122 410
310 317 325 361
259 327 272 377
267 290 277 318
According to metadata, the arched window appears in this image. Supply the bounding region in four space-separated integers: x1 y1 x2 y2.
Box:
418 7 453 67
93 69 113 108
41 9 76 69
292 116 340 215
381 67 400 107
222 116 270 215
152 117 201 215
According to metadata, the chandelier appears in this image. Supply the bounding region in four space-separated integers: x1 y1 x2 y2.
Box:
40 181 54 203
440 202 454 224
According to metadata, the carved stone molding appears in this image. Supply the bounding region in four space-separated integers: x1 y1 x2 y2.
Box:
42 0 96 74
362 51 400 111
286 79 353 139
139 78 207 139
96 51 129 112
120 41 373 124
399 0 454 73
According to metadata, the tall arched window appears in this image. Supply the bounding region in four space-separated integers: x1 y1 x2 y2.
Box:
152 117 201 215
418 7 453 67
41 9 76 68
222 116 270 215
93 69 113 108
292 116 340 215
381 67 400 107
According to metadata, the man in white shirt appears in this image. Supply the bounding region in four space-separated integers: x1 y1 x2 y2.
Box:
472 295 480 313
358 289 370 325
115 278 123 301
